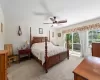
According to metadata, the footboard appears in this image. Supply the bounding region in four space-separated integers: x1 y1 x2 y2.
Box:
45 52 68 69
44 37 69 73
60 51 68 61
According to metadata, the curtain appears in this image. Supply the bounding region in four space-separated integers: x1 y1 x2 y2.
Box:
63 34 66 48
78 31 88 57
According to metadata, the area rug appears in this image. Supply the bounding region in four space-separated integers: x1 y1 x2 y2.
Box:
8 56 83 80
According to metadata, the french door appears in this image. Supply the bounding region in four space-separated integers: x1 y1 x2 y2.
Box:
66 32 81 53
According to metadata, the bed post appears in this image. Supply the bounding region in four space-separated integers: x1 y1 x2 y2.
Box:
45 37 48 73
49 30 50 41
30 27 31 48
66 36 69 59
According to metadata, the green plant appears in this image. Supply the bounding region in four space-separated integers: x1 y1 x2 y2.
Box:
65 34 72 41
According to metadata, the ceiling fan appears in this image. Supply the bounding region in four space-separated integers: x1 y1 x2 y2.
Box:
33 0 67 27
43 16 67 24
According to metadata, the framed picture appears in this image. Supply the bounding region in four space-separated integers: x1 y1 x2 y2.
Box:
52 32 54 37
1 23 3 32
58 33 61 37
39 28 43 34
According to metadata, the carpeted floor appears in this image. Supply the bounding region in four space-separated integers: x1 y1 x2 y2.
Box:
8 56 83 80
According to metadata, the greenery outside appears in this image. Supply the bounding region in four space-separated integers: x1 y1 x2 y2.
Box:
66 32 80 52
88 30 100 45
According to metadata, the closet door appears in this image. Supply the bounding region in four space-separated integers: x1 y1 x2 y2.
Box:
92 43 100 57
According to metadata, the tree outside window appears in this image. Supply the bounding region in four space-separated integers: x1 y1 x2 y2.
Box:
66 32 80 52
88 29 100 45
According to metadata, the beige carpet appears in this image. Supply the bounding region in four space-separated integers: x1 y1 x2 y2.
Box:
8 56 83 80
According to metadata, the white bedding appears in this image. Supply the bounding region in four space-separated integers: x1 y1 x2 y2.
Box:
31 42 67 65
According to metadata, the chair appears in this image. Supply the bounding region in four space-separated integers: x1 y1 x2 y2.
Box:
4 44 13 56
4 44 18 67
4 44 13 67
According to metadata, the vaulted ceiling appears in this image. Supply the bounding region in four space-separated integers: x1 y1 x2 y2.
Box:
0 0 100 28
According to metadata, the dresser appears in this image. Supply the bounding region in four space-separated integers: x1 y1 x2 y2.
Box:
0 50 8 80
92 43 100 57
73 56 100 80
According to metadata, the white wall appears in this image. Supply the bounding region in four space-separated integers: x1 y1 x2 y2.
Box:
0 0 57 54
0 5 5 50
1 0 100 54
50 28 58 45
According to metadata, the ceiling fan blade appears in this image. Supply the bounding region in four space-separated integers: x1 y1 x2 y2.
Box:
40 0 49 12
51 25 53 27
39 0 54 16
43 23 53 24
45 15 50 20
33 12 52 20
50 18 55 22
33 12 48 15
57 20 67 23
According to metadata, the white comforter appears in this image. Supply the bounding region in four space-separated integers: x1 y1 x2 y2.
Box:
31 42 67 65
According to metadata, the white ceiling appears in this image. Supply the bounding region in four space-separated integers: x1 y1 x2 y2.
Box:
1 0 100 28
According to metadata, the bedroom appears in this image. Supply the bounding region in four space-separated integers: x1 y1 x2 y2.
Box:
0 0 100 80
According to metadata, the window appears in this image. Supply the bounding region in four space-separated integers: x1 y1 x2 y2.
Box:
66 32 80 52
88 29 100 45
73 32 80 52
66 33 72 50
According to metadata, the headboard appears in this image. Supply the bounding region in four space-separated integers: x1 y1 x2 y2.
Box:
29 27 50 47
31 37 48 46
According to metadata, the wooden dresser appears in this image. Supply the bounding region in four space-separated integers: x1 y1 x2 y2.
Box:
73 56 100 80
92 43 100 57
0 50 8 80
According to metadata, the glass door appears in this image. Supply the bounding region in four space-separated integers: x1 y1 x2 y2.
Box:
66 32 81 54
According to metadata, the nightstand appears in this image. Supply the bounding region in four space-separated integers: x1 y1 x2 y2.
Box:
18 48 31 62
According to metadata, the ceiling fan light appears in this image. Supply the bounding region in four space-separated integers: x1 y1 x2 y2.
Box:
53 24 57 26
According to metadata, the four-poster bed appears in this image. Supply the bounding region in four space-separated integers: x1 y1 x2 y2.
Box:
30 27 69 73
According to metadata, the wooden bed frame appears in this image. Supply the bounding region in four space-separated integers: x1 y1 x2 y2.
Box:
30 27 69 73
